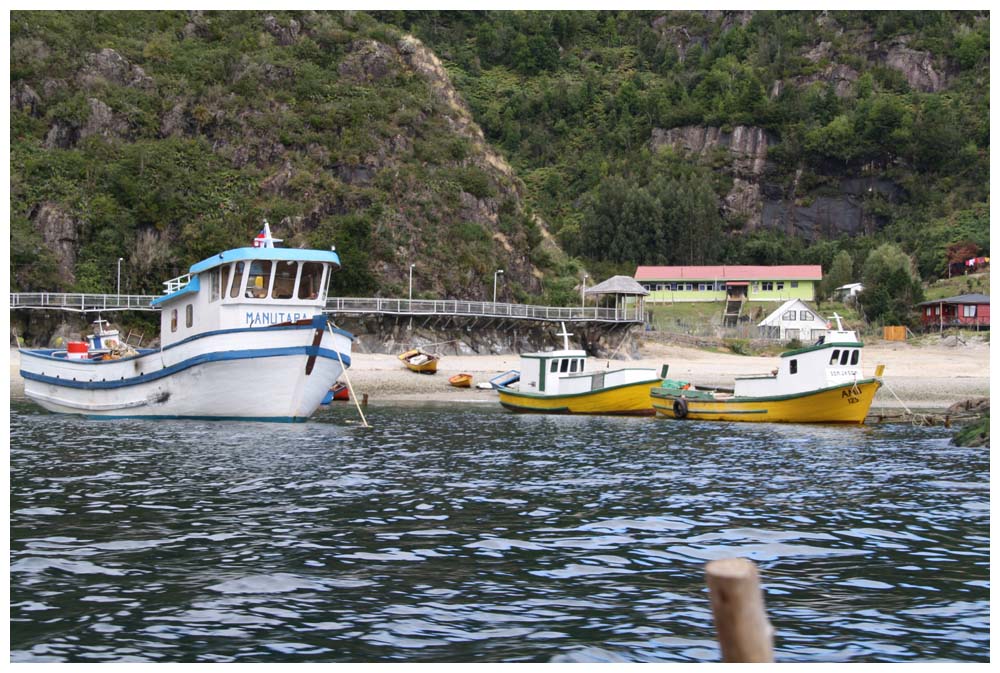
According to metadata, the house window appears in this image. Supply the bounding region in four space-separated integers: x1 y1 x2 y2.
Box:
791 281 799 288
790 359 798 374
783 310 796 321
963 305 977 317
925 307 932 317
761 281 774 291
752 282 760 291
170 309 178 333
777 281 785 291
185 304 193 328
799 311 813 321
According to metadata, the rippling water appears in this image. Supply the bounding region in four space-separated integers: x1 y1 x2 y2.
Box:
9 400 989 663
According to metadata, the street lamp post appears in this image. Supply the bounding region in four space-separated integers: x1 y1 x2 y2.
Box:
408 264 415 302
117 258 123 300
493 269 504 303
581 274 588 307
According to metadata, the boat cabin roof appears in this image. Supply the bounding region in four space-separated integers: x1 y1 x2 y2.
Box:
188 247 342 275
521 348 587 360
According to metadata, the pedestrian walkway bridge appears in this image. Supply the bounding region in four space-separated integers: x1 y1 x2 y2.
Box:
8 293 642 324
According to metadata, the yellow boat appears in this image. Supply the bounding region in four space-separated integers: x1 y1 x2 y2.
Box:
497 323 665 415
448 373 473 388
398 348 439 374
651 314 884 425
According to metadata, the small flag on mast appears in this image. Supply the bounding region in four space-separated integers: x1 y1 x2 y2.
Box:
252 219 282 248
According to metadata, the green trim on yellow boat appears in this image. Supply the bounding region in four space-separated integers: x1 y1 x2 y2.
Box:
779 341 864 358
650 378 880 404
498 377 661 401
688 408 769 415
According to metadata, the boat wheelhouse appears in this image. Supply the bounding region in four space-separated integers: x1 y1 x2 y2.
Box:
19 222 354 422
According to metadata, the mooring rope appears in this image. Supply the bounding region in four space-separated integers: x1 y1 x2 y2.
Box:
880 378 930 426
328 322 369 428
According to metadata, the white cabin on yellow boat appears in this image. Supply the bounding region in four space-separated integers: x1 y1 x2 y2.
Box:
734 315 866 397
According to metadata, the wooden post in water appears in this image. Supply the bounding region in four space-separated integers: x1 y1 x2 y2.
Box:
706 557 774 663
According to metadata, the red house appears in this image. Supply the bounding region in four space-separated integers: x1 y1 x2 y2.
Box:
917 293 990 330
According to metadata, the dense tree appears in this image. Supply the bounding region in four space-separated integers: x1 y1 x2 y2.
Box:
858 243 924 324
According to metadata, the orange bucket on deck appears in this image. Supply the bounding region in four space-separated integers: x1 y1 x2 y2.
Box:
67 341 89 359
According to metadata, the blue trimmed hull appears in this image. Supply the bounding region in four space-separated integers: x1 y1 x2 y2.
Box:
19 322 353 421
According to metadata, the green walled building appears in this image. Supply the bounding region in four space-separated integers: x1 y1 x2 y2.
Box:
635 265 823 303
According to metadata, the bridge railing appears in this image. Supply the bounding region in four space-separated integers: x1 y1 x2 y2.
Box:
326 297 640 322
9 293 159 312
9 293 643 323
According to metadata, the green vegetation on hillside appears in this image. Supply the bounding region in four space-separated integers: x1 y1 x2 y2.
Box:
9 10 991 326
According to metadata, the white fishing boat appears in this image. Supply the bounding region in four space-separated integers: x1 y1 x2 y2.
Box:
19 221 354 422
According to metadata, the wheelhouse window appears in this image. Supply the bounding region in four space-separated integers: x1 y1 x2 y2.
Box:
850 350 860 365
560 359 569 373
829 349 840 365
210 269 221 302
840 350 850 365
185 304 193 328
570 359 578 373
550 360 558 373
246 261 273 298
790 359 798 374
220 264 231 299
298 262 325 300
273 261 298 299
229 262 245 298
170 309 178 332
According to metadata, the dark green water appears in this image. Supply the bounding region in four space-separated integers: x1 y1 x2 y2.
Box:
9 400 989 662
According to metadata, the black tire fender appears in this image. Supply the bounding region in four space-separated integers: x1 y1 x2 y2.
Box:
673 397 688 419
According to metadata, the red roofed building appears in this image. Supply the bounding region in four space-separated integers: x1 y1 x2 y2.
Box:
635 265 823 303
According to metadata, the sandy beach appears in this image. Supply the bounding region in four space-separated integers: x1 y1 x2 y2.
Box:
10 339 989 411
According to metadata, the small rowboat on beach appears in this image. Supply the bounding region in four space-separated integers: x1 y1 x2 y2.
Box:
398 348 439 374
320 382 350 404
448 373 472 388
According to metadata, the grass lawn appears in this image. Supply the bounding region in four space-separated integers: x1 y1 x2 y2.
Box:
923 271 989 300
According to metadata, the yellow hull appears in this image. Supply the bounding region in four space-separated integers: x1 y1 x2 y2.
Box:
651 379 882 424
498 379 660 415
398 349 439 374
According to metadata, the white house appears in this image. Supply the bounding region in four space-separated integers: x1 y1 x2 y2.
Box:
833 282 864 302
758 299 829 341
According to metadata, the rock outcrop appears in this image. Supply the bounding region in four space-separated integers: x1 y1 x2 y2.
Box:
32 203 78 287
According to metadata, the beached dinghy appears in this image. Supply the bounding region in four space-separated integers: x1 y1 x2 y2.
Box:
19 221 353 422
650 314 883 424
398 348 440 374
497 323 665 415
448 373 473 388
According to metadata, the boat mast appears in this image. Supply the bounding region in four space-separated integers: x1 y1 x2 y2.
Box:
557 321 573 350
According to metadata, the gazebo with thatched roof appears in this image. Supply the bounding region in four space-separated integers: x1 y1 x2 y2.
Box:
584 275 648 321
